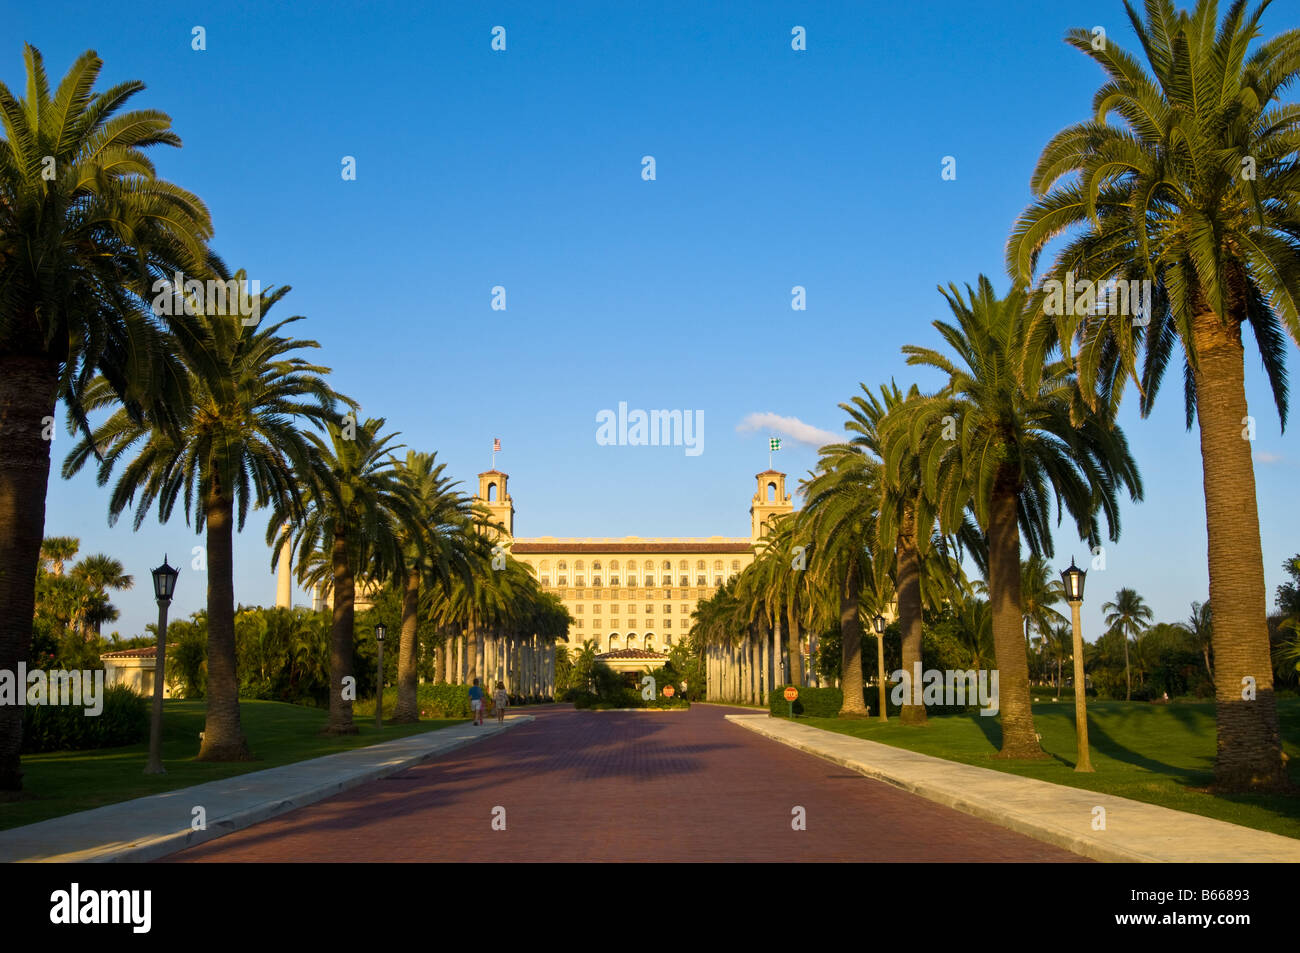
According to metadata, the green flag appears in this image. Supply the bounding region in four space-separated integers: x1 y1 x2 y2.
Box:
769 437 781 452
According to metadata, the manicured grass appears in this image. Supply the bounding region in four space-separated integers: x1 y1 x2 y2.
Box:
799 697 1300 839
0 699 465 831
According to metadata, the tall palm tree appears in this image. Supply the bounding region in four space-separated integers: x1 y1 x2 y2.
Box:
271 418 416 734
1102 588 1155 700
1021 554 1067 650
1007 0 1298 789
1184 600 1215 681
391 452 476 722
70 554 134 637
897 276 1143 758
66 281 344 758
0 46 216 789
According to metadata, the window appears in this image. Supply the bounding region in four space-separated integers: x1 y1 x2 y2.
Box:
610 575 620 586
610 635 620 650
610 559 620 571
645 605 654 614
626 634 638 650
609 604 618 613
629 619 637 628
680 575 689 587
593 576 602 587
679 560 688 571
696 560 705 571
662 560 672 573
611 619 619 628
576 619 584 628
541 575 550 586
576 575 585 586
593 604 601 614
558 576 567 586
663 604 671 614
576 605 583 613
665 619 672 628
732 560 741 571
665 634 673 645
644 636 654 652
663 588 671 598
645 575 655 586
713 560 723 571
697 575 706 586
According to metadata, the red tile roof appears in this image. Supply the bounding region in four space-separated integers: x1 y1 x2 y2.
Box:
101 646 157 659
512 542 751 554
596 649 667 660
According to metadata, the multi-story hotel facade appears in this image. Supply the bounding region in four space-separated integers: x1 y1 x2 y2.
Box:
475 468 794 672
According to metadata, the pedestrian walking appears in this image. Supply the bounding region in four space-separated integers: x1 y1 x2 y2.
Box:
493 682 509 724
469 677 484 725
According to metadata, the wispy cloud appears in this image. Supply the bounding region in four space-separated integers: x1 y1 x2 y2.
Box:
1254 451 1284 464
736 412 838 449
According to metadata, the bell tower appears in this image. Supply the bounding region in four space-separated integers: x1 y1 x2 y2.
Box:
477 470 514 540
750 470 793 541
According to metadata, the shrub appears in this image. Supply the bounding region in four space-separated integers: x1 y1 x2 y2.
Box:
352 682 475 719
21 682 149 753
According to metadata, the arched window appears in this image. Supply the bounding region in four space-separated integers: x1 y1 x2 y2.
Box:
679 560 688 570
767 481 777 502
575 560 585 571
558 561 567 571
626 633 638 650
661 560 672 573
487 482 498 502
609 634 621 651
644 634 654 652
626 567 638 586
610 559 620 571
643 560 654 570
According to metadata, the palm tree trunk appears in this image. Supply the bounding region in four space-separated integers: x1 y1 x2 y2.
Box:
1123 632 1132 701
0 355 59 790
785 607 803 687
393 568 421 722
989 471 1042 758
896 502 927 726
466 616 479 686
838 561 870 716
748 630 759 705
197 491 252 759
1192 310 1287 791
327 529 358 734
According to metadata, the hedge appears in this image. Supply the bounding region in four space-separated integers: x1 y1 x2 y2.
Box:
21 682 149 753
768 686 844 718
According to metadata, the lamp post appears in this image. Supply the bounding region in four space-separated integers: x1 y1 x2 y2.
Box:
873 613 888 722
374 623 386 728
1060 558 1093 773
144 556 179 775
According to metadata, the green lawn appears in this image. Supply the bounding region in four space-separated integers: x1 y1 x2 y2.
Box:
800 697 1300 839
0 699 465 831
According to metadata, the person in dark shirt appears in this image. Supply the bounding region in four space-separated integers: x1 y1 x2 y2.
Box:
468 678 484 725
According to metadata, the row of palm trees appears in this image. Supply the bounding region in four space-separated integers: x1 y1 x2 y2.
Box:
0 46 567 787
687 0 1297 792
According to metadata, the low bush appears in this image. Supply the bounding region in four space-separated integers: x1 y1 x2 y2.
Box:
21 682 148 753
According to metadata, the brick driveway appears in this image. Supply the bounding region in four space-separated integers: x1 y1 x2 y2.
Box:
167 704 1086 862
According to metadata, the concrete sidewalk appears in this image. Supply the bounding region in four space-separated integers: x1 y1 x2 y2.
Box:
0 715 533 863
727 714 1300 863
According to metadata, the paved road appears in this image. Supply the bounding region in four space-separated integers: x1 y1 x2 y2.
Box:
167 704 1086 862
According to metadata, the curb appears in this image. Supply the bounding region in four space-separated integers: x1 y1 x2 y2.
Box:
4 715 534 864
726 714 1300 863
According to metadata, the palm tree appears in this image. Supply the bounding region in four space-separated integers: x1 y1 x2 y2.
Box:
1102 588 1154 701
39 537 81 577
272 418 416 734
1185 600 1214 680
1046 622 1073 695
897 276 1143 758
1007 0 1298 789
391 452 476 722
70 554 134 637
0 46 215 790
1021 554 1067 651
66 281 344 759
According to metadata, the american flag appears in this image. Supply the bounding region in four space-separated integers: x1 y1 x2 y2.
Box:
493 438 501 452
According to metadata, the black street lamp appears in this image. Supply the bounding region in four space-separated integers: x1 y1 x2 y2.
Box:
1060 558 1093 773
374 623 387 728
873 613 887 722
145 556 179 775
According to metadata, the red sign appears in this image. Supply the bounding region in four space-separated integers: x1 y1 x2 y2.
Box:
663 685 675 697
783 686 798 702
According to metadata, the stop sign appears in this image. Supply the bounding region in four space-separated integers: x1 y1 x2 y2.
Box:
663 685 675 697
783 686 798 702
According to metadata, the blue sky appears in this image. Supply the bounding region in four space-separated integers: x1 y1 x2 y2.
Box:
11 0 1298 642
